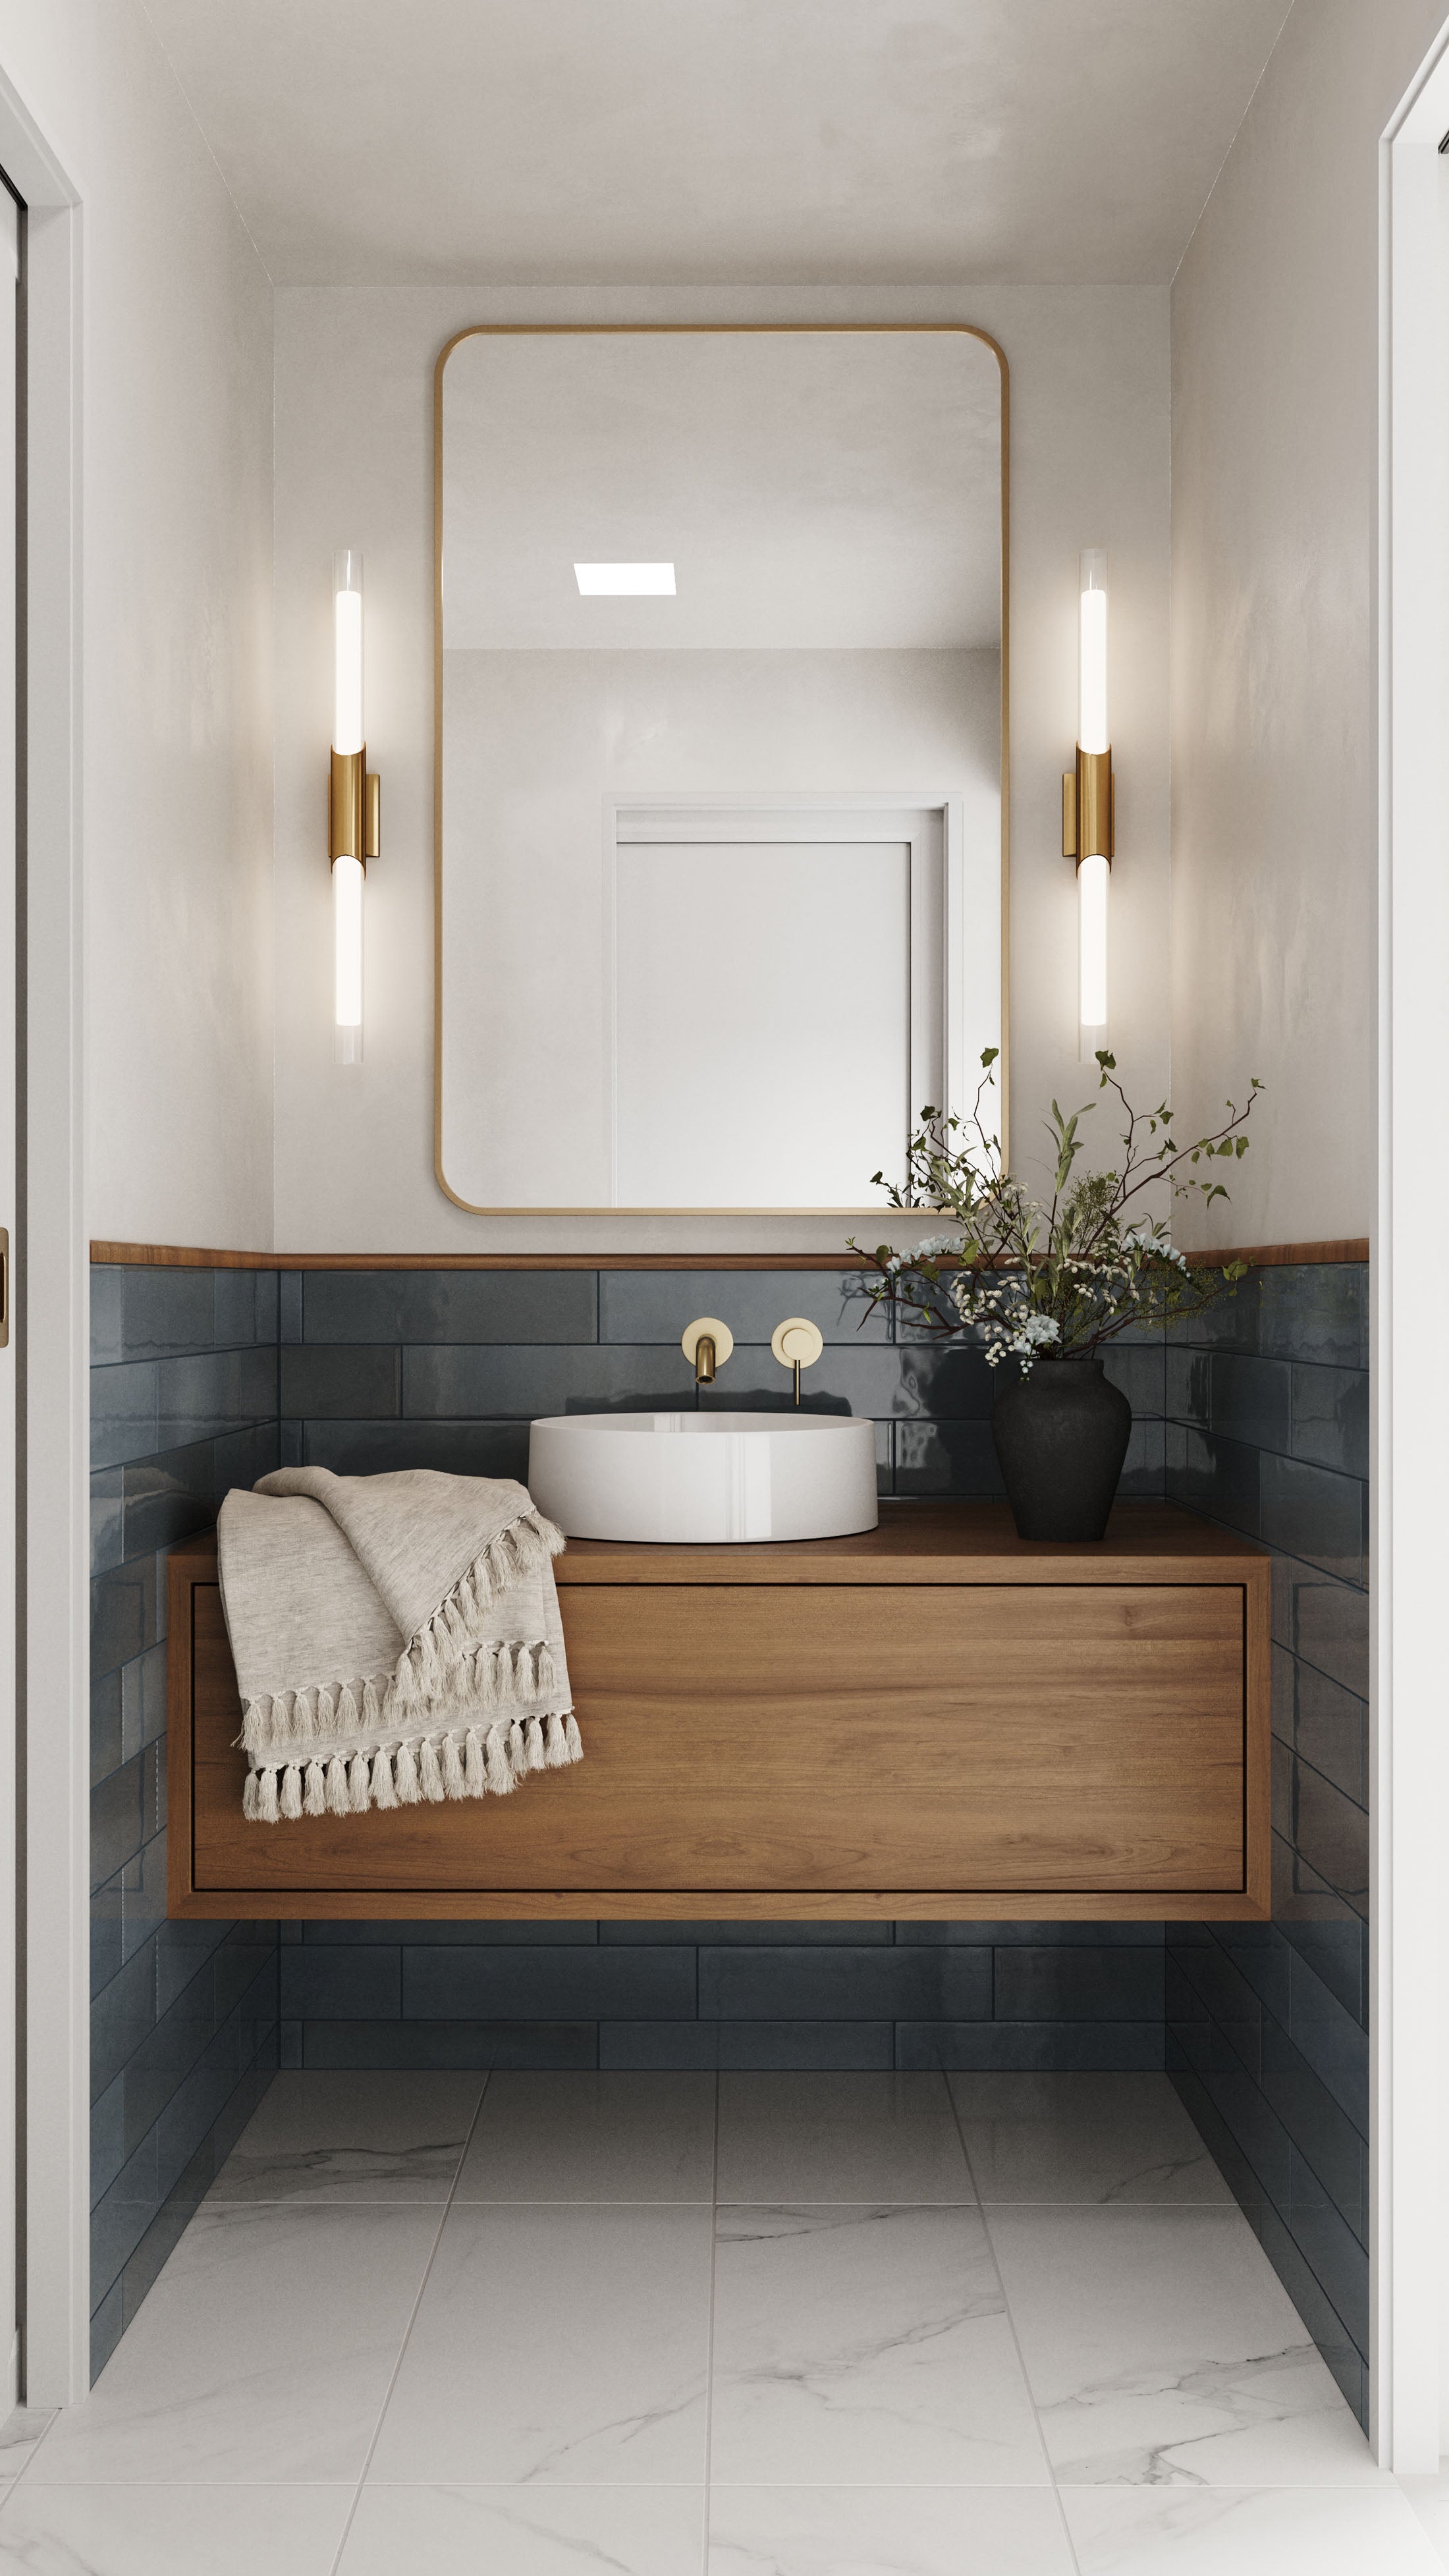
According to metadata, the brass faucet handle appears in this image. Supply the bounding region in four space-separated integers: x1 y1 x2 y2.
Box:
771 1317 823 1371
681 1316 734 1384
771 1316 824 1406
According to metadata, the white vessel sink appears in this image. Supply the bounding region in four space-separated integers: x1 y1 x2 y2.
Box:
528 1410 879 1545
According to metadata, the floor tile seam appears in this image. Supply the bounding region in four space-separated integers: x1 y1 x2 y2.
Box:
0 2414 61 2506
323 2066 493 2576
939 2071 1084 2576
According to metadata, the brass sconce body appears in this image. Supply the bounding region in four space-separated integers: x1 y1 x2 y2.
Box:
1061 746 1114 867
329 748 381 871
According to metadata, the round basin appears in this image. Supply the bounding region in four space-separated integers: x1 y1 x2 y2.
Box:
528 1410 879 1545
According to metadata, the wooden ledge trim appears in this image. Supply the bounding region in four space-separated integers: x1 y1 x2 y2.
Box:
90 1238 1371 1272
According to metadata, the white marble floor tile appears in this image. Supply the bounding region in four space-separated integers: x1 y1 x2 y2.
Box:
456 2071 715 2203
1401 2469 1449 2568
1061 2482 1444 2573
717 2073 973 2205
0 2482 354 2574
0 2409 55 2496
708 2484 1076 2573
39 2205 441 2484
709 2205 1049 2488
339 2480 705 2575
987 2205 1382 2486
368 2201 712 2484
950 2074 1232 2205
209 2070 485 2203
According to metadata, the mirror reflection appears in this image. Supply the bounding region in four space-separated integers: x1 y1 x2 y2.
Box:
437 326 1006 1213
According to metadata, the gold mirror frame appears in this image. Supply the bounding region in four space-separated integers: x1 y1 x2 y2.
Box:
432 323 1010 1219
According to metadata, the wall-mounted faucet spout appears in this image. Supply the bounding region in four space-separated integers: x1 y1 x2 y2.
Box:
681 1315 734 1388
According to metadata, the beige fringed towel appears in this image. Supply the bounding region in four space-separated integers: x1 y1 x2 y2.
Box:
216 1467 580 1824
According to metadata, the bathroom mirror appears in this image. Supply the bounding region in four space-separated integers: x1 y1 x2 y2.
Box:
435 325 1007 1214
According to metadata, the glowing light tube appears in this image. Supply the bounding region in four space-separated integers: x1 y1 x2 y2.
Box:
1078 548 1108 755
1079 851 1109 1036
333 550 364 1064
334 856 364 1064
1077 548 1109 1058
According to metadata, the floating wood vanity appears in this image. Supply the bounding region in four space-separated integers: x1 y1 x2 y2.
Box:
166 1500 1270 1923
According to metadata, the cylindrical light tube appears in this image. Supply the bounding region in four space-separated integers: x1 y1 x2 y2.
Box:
333 548 364 757
1078 547 1108 755
1077 549 1109 1057
332 551 365 1064
333 855 364 1065
1079 852 1109 1040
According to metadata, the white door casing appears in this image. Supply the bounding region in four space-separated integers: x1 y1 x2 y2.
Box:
1377 5 1449 2473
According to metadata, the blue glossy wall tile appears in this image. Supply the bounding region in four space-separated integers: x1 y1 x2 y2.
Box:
115 1267 217 1361
1259 1266 1361 1367
304 1269 598 1346
279 1345 401 1419
600 1268 888 1346
697 1944 991 2022
155 1346 277 1449
1166 1263 1371 2413
298 1420 532 1479
1290 1363 1369 1481
90 1363 158 1470
403 1944 696 2023
993 1946 1164 2021
88 1267 280 2378
896 2021 1164 2071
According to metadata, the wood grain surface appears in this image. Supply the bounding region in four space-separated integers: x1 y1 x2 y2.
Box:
169 1503 1270 1922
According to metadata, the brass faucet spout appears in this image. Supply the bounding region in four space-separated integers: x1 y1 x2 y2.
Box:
696 1333 717 1386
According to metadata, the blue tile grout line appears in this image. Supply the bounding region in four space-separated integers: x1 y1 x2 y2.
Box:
89 1256 1370 2420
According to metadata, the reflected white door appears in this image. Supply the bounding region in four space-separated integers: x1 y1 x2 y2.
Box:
611 803 946 1208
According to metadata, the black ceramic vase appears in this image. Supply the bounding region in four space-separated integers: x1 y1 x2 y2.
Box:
990 1355 1132 1541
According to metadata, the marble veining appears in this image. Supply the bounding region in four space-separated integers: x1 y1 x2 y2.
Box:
209 2071 485 2204
366 2203 713 2484
7 2071 1398 2573
950 2073 1234 2206
987 2205 1383 2487
339 2480 707 2576
1060 2482 1443 2573
709 2204 1049 2486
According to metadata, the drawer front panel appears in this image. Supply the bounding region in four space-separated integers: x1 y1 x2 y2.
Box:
191 1580 1245 1895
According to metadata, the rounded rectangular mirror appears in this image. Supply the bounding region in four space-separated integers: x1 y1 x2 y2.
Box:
435 325 1007 1215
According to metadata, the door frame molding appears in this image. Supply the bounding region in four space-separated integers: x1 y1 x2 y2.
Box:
1377 7 1449 2472
0 67 87 2406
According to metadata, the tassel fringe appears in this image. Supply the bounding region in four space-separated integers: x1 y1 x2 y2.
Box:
244 1708 582 1824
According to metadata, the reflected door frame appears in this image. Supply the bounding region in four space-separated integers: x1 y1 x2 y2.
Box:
603 794 995 1213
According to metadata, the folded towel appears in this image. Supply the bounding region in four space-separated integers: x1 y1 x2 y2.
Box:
216 1466 580 1824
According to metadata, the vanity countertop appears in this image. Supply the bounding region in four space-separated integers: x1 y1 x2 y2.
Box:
549 1496 1265 1584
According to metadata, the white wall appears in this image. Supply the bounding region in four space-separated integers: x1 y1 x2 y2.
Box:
1170 0 1448 1250
273 279 1170 1251
0 0 275 1249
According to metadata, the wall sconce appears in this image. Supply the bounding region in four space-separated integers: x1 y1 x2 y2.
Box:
1062 548 1112 1060
329 549 379 1064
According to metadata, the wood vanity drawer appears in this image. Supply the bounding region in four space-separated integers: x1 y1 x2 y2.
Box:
169 1503 1268 1921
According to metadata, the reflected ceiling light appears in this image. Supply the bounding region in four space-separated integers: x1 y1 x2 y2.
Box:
573 562 676 595
328 549 379 1066
1061 548 1112 1061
